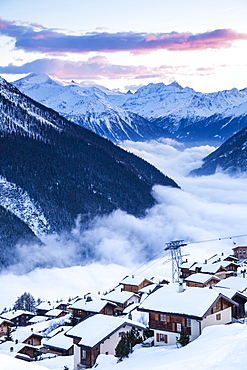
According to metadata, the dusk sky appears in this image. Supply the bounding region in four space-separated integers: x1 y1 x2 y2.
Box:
1 0 247 92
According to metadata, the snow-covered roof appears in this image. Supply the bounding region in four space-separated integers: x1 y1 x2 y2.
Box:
180 261 197 269
102 290 138 304
2 310 35 320
120 276 152 286
44 330 73 350
192 261 227 274
66 314 145 348
0 317 14 325
214 287 247 301
46 325 72 338
215 277 247 292
28 316 47 324
69 298 115 312
36 302 53 310
185 273 220 284
45 309 65 317
138 284 158 294
138 285 236 319
122 303 140 315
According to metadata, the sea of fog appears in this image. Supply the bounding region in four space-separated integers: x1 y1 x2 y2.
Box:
1 139 247 311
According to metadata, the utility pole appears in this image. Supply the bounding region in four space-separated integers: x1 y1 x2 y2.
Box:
165 240 187 283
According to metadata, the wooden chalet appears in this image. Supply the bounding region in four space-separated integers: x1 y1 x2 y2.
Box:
68 298 116 319
0 317 14 337
66 314 145 368
214 287 247 319
180 260 237 281
101 289 140 313
43 329 73 356
138 284 238 346
120 275 153 293
23 333 43 346
185 273 220 288
45 309 68 319
36 301 53 316
233 246 247 260
2 310 35 327
17 344 42 360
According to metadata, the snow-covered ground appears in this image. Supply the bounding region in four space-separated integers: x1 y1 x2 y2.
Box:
94 323 247 370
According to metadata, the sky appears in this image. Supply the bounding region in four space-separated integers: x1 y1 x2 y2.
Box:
0 0 247 92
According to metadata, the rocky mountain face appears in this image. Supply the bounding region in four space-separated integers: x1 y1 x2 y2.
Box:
13 74 170 143
190 126 247 176
0 76 179 268
13 75 247 146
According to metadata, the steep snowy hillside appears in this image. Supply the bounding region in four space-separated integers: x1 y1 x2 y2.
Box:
190 125 247 175
0 76 179 268
13 73 169 142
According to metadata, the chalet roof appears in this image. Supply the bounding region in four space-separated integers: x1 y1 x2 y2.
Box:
46 325 72 338
36 302 53 310
215 277 247 292
180 261 197 270
44 330 73 350
192 261 227 274
66 314 145 348
233 246 247 251
69 298 116 312
138 283 158 294
214 287 247 302
0 317 14 326
28 316 47 324
185 273 221 284
101 290 139 304
2 310 35 320
120 275 152 286
45 309 65 317
138 285 237 319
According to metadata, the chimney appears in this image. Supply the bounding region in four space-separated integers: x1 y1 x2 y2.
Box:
178 282 185 293
204 259 207 264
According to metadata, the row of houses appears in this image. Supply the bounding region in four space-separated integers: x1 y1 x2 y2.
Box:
1 245 247 368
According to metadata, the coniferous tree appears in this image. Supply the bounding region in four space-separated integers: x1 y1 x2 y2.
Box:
13 292 36 313
176 329 190 347
115 328 143 360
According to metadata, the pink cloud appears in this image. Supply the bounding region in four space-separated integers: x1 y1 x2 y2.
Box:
0 18 246 54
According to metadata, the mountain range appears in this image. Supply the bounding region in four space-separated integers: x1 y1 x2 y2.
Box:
13 74 247 146
0 76 179 268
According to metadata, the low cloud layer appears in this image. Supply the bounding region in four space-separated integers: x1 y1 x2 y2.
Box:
0 18 246 54
8 139 247 273
0 56 180 80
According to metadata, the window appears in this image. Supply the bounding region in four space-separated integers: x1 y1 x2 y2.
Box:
160 314 167 322
156 333 168 343
177 323 182 332
216 313 221 321
81 349 87 359
186 319 191 327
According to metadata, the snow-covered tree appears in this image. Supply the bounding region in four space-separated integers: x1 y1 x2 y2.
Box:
13 292 36 313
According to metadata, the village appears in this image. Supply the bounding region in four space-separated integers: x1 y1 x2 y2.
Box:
1 244 247 370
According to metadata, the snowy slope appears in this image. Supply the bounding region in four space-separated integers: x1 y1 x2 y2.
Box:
94 323 247 370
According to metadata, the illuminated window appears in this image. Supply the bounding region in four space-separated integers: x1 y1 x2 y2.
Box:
177 323 182 332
